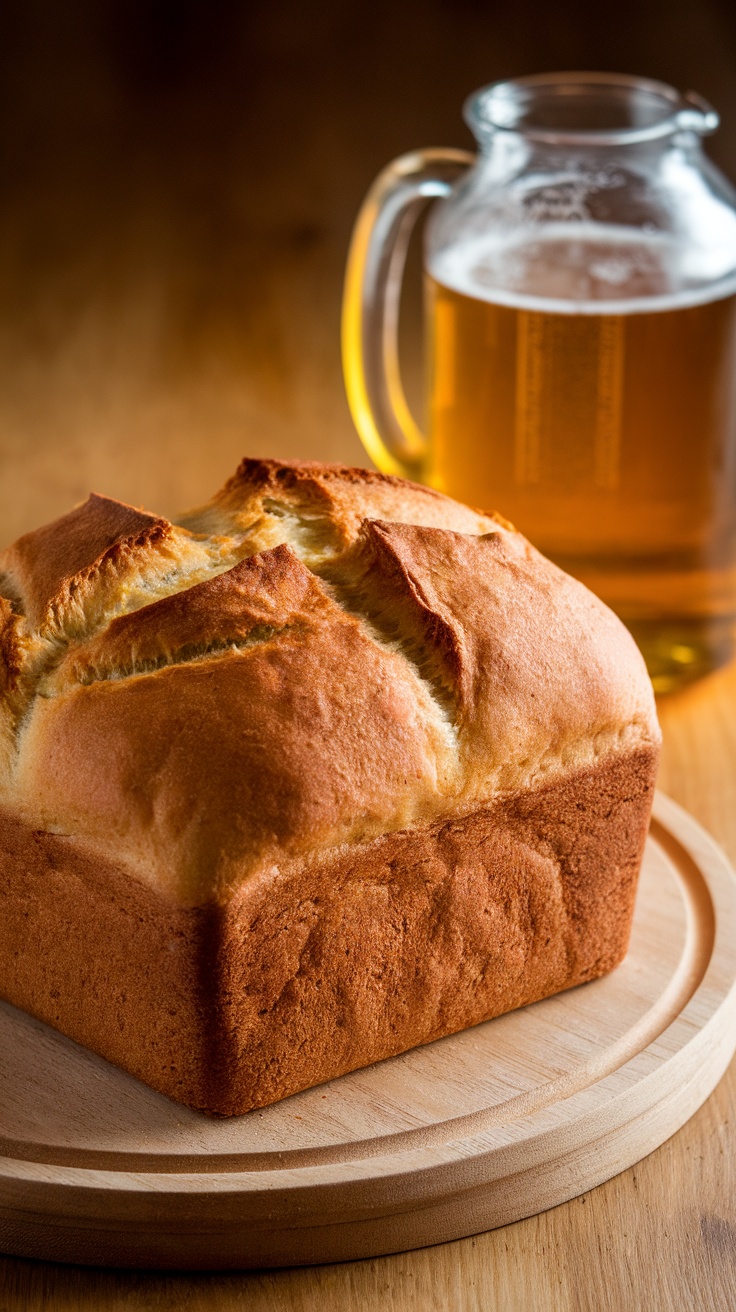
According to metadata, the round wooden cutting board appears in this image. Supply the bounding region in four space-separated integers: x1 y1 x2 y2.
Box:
1 791 735 1270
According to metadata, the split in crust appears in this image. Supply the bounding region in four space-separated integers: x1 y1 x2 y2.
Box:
0 459 660 1114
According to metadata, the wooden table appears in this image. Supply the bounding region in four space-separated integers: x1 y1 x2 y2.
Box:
2 2 736 1303
0 672 733 1309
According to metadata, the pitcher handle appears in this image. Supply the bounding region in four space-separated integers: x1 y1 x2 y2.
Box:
342 148 475 481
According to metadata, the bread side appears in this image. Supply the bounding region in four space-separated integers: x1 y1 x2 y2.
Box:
0 804 218 1108
0 744 656 1114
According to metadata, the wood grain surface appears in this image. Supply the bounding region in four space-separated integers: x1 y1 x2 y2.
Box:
2 795 734 1273
2 1 736 1305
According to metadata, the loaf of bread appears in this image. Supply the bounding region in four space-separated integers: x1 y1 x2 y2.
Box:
0 459 660 1115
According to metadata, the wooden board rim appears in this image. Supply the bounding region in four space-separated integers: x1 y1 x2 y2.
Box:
1 790 735 1267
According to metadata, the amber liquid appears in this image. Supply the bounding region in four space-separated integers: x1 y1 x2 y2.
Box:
426 243 736 690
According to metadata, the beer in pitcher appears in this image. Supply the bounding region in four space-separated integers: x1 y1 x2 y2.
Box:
343 74 736 689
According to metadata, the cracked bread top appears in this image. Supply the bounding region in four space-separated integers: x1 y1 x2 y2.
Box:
0 458 660 905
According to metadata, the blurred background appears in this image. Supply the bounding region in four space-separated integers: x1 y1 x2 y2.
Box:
2 0 736 539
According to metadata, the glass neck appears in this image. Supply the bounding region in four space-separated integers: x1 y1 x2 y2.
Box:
465 73 718 150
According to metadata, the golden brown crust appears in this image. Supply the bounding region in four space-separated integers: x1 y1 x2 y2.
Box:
50 544 332 690
21 590 453 903
340 519 654 798
0 493 171 631
0 597 23 695
214 745 657 1114
7 467 657 903
0 747 657 1114
0 599 23 781
221 455 448 501
0 804 218 1107
179 456 500 551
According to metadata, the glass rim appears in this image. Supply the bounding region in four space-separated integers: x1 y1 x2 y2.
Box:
464 72 719 146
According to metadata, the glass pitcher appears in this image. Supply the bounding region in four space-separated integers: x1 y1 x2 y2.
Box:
342 72 736 691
